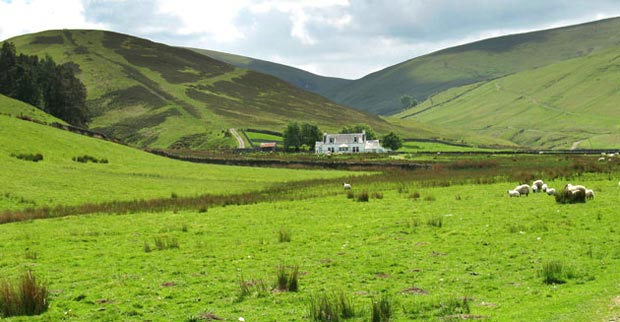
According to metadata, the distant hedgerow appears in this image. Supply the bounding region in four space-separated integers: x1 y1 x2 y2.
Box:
12 153 43 162
72 155 108 163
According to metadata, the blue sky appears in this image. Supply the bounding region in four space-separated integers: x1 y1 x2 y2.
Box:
1 0 619 79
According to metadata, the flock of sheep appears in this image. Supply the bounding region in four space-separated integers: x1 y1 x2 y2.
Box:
507 179 594 199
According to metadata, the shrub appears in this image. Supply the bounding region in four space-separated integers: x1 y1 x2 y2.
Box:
357 191 369 202
0 271 49 317
371 294 392 322
72 155 107 163
12 153 43 162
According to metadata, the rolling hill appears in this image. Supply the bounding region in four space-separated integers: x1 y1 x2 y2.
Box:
190 48 352 97
393 46 620 149
195 17 620 117
4 30 393 149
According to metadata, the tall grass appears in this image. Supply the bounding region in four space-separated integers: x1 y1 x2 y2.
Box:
0 271 48 317
371 294 392 322
540 260 568 284
308 291 356 322
276 265 299 292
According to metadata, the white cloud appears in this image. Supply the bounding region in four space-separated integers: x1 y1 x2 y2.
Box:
155 0 248 42
0 0 104 41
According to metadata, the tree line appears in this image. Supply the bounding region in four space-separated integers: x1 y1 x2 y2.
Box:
0 42 88 127
283 122 402 151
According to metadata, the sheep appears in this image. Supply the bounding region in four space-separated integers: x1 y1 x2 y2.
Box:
531 184 538 193
532 179 545 191
541 183 548 192
343 183 352 190
546 188 556 196
566 183 586 194
585 189 594 200
507 189 520 197
514 184 530 197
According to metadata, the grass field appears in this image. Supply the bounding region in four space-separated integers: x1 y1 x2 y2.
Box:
0 115 357 211
1 167 620 321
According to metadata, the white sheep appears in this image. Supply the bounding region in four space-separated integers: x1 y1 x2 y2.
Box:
507 189 520 197
585 189 594 200
531 184 538 193
546 188 556 196
541 183 548 192
514 184 530 197
532 179 545 190
343 183 352 190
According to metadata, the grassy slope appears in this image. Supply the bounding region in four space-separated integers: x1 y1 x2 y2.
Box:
5 30 391 149
323 17 620 115
0 114 355 210
0 94 66 124
394 47 620 149
0 171 619 321
190 48 352 95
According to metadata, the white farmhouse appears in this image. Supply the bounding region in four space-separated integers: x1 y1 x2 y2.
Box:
314 130 389 154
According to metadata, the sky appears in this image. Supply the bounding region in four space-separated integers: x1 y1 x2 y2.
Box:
1 0 619 79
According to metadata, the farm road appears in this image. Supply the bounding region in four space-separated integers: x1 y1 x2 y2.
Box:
229 128 245 148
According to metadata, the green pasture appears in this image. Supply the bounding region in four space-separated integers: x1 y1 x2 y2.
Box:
244 131 283 145
1 171 620 321
0 95 66 124
0 115 356 210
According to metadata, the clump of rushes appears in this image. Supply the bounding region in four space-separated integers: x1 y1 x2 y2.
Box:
371 294 392 322
0 271 49 317
357 191 369 202
276 265 299 292
279 227 292 243
308 291 357 322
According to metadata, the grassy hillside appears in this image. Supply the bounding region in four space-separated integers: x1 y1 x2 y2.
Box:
394 46 620 149
0 114 356 211
191 48 352 96
0 94 66 124
322 17 620 115
5 30 391 149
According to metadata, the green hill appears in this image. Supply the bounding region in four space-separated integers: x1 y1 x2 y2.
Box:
0 113 355 210
190 48 352 96
0 94 66 124
5 30 392 149
326 17 620 115
208 17 619 117
393 46 620 149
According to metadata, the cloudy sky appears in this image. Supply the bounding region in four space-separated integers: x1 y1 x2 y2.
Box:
1 0 619 79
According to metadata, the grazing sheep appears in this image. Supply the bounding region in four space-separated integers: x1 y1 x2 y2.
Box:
531 184 538 193
546 188 556 196
598 157 606 162
507 189 520 197
541 183 548 192
514 184 530 197
343 183 352 190
532 179 545 190
585 189 594 200
566 183 587 194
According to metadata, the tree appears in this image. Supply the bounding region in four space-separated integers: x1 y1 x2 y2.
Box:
46 63 89 127
382 132 403 151
300 123 322 150
400 95 418 110
340 124 376 140
0 41 17 96
283 122 301 151
283 122 322 151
